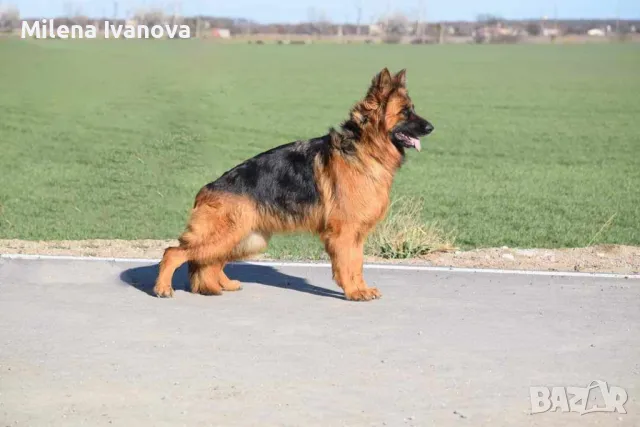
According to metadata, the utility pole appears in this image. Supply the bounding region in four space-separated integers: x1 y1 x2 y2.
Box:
385 0 390 32
174 0 181 26
417 0 426 38
355 0 363 36
416 0 422 37
195 0 202 39
112 1 118 19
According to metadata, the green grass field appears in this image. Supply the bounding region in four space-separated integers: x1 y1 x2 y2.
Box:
0 39 639 258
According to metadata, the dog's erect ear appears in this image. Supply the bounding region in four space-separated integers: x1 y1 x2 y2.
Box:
359 67 393 115
370 67 393 92
394 69 407 87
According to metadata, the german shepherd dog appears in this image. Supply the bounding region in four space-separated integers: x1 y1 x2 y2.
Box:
154 68 434 301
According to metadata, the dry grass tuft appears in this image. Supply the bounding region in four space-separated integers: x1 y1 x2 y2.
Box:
586 213 617 247
366 197 457 259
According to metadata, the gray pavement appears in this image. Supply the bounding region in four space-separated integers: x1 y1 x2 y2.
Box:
0 257 638 426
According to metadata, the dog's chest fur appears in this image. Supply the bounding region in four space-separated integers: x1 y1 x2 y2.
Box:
327 153 395 229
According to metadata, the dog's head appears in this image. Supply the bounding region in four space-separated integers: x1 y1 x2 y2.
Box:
357 68 434 153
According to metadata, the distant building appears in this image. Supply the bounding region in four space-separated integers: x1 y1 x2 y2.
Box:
541 27 560 37
473 24 519 41
368 24 383 36
587 28 606 37
210 28 231 38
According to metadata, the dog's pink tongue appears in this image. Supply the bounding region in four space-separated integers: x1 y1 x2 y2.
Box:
411 137 421 152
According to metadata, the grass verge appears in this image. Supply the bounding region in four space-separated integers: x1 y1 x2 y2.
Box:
0 41 638 256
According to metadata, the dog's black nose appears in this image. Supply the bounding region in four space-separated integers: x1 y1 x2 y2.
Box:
424 122 434 135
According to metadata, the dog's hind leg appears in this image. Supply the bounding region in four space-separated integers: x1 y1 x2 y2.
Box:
188 262 223 295
154 246 188 298
189 261 242 293
216 262 243 291
154 192 255 298
155 236 248 298
220 232 271 291
184 230 252 296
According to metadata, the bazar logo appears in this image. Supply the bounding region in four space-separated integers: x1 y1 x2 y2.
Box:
530 380 627 415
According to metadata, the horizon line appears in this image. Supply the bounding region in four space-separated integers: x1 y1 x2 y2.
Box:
18 15 640 25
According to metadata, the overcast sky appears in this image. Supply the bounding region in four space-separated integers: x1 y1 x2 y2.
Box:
16 0 640 22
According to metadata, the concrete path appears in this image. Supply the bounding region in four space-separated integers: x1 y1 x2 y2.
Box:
0 257 638 426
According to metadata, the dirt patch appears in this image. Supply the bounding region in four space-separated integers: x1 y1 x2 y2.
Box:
415 245 640 274
1 239 639 275
0 239 177 259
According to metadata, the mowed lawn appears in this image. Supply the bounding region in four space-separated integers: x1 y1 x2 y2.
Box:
0 39 638 257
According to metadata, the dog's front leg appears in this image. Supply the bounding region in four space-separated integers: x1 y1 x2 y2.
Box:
323 230 381 301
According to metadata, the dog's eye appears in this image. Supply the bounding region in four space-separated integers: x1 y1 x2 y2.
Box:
403 108 411 118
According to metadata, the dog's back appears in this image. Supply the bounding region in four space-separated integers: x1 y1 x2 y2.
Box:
205 137 330 222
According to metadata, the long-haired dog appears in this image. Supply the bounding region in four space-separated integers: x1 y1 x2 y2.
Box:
154 68 434 301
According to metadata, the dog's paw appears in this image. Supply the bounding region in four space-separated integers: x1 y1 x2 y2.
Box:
154 285 174 298
346 287 381 301
195 285 223 296
221 279 243 291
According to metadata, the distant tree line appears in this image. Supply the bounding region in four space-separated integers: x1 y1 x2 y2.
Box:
0 4 20 31
4 5 640 37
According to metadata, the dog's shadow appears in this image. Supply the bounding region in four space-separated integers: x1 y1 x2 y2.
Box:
119 262 344 300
